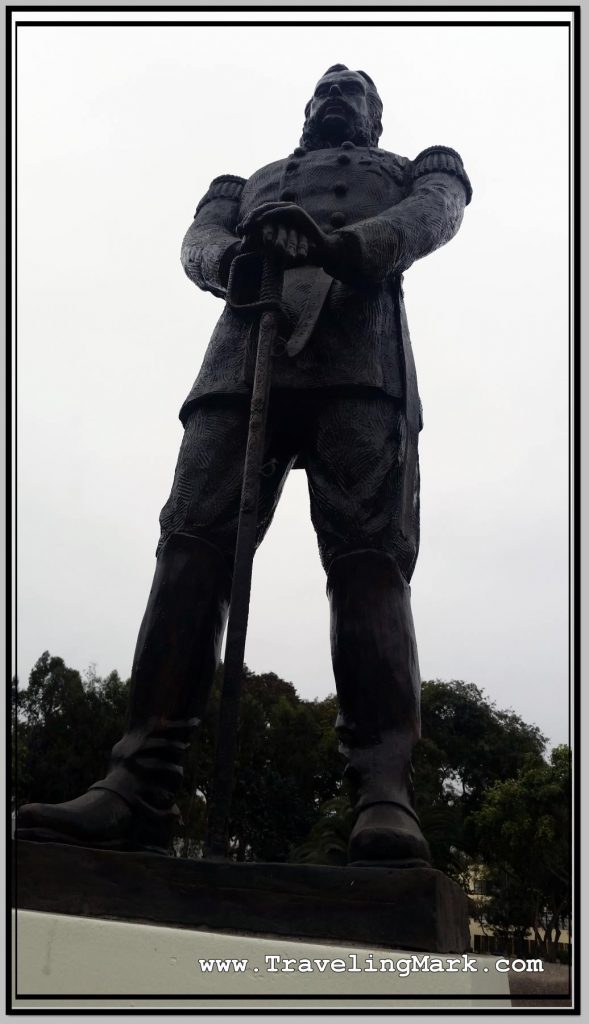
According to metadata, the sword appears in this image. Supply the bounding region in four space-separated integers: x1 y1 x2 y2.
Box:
204 251 284 859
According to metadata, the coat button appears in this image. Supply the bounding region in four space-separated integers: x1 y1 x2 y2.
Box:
280 190 296 201
330 211 346 227
334 181 348 196
293 146 306 157
337 153 351 165
286 160 299 172
340 140 355 150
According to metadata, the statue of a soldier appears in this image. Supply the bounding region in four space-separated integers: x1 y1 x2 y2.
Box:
17 65 471 865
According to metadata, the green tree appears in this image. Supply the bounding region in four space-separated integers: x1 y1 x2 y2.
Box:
412 680 547 878
418 680 547 813
470 864 539 956
290 793 355 866
472 745 571 959
13 652 129 807
177 668 342 861
12 675 31 811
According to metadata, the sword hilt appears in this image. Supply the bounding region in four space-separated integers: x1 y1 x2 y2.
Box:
226 251 284 314
259 254 284 306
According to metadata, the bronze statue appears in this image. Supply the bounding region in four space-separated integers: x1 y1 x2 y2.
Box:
17 65 471 865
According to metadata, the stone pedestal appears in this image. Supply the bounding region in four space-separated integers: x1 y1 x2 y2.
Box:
14 839 470 953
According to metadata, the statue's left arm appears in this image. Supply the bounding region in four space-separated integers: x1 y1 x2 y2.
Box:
181 174 246 298
324 146 472 285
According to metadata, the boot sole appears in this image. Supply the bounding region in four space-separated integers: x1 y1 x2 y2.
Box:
15 827 169 857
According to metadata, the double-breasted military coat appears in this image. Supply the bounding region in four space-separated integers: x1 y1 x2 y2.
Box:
170 140 471 578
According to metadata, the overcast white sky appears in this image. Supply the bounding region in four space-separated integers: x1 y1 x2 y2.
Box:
15 15 570 750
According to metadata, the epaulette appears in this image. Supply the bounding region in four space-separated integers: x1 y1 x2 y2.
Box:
413 146 472 204
369 149 412 188
195 174 246 216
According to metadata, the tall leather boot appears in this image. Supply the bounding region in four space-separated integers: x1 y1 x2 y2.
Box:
16 533 231 854
326 549 431 867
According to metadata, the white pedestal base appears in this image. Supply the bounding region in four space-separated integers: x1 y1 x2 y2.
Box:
13 909 511 1009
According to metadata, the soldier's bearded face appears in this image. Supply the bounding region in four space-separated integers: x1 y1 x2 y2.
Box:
307 70 371 144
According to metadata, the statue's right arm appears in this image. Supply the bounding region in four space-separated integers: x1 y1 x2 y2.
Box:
181 175 246 299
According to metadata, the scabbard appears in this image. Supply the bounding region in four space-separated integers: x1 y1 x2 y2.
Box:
205 256 284 859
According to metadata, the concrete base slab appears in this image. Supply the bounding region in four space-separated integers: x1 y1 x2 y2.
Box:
13 910 511 1009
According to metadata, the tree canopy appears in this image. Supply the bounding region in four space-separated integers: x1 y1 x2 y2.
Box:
13 652 129 807
413 679 547 876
